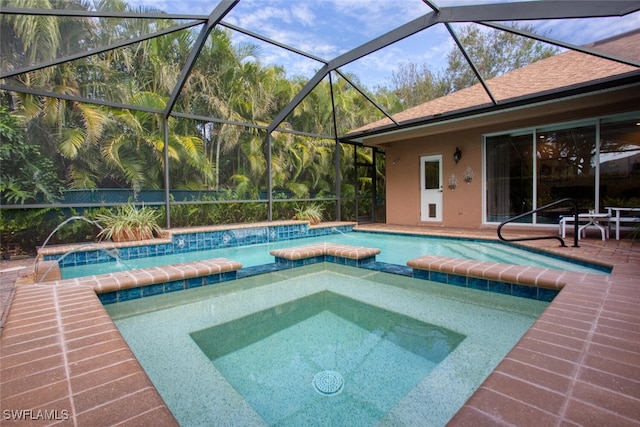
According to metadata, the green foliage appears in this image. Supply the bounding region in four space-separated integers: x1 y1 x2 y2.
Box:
1 7 557 247
444 24 558 93
387 24 558 110
95 204 162 241
631 223 640 242
293 203 325 225
0 106 64 204
166 195 268 228
0 208 102 256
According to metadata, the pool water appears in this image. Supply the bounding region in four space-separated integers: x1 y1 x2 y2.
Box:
108 264 548 426
62 231 606 279
191 291 465 425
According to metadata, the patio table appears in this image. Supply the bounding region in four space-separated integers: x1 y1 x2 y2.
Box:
577 213 610 241
606 207 640 240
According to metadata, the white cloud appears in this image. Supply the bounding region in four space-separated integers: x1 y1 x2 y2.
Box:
290 3 316 27
113 0 640 89
530 14 640 46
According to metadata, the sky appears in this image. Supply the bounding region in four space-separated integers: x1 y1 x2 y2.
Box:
124 0 640 89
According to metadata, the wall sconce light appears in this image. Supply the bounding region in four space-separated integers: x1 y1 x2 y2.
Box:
453 147 462 164
448 174 458 190
392 158 400 165
463 166 474 183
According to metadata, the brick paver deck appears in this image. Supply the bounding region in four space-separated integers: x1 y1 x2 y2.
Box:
1 224 638 426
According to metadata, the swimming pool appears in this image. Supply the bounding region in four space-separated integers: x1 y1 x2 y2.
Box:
61 230 607 279
107 263 548 426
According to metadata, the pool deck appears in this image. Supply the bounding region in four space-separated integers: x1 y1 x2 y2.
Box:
1 224 639 426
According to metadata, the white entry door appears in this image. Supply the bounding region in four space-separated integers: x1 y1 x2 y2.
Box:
420 155 443 221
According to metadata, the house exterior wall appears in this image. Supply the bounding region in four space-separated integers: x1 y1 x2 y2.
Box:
385 130 483 228
379 86 640 229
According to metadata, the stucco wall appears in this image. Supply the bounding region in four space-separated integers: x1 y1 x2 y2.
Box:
379 88 640 228
385 129 483 228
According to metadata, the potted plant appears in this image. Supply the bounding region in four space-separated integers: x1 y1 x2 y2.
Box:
293 203 324 225
96 204 162 242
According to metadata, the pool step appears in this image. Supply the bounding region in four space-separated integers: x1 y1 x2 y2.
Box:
34 258 243 304
407 255 563 301
270 243 380 268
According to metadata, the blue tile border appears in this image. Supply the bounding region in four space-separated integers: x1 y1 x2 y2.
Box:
361 261 413 276
83 224 557 305
97 257 558 306
98 271 240 305
408 267 559 302
46 223 355 267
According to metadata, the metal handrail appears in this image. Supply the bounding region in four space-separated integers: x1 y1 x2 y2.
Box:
497 198 579 247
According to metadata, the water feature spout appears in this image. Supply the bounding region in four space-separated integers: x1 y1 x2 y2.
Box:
35 216 104 267
230 227 270 246
40 216 104 251
331 227 352 237
37 244 129 283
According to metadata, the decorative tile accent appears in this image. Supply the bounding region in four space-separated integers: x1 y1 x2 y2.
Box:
43 222 356 268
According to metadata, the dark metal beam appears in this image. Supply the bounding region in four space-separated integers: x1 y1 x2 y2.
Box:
438 1 640 22
0 84 163 114
445 23 497 105
163 0 239 118
219 21 328 65
334 70 399 126
328 13 440 71
267 65 330 133
422 1 439 13
268 11 440 132
163 117 171 228
171 111 333 140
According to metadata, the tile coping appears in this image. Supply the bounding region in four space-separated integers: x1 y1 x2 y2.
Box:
36 221 356 257
408 255 571 290
269 242 381 260
38 258 242 295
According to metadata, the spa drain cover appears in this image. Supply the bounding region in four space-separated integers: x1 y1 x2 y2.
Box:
312 370 344 396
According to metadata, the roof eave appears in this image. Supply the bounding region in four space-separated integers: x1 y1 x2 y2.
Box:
341 71 640 145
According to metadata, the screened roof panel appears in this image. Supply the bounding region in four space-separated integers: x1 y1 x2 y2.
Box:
219 0 430 61
124 0 220 15
2 0 640 139
281 73 335 137
338 24 454 93
330 72 393 135
492 11 640 66
172 26 323 125
2 28 199 106
435 0 533 5
496 12 640 46
0 14 202 75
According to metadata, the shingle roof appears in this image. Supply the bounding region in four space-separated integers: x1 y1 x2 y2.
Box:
353 29 640 133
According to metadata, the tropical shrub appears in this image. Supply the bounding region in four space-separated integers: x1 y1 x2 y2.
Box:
96 204 162 242
293 203 325 225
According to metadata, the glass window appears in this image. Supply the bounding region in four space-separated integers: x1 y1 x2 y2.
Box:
485 133 533 223
536 124 596 223
424 160 439 190
600 116 640 209
484 112 640 225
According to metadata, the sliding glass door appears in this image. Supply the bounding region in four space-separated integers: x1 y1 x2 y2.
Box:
484 112 640 224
